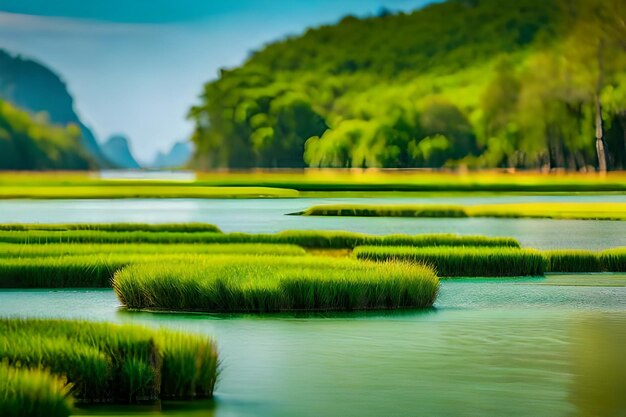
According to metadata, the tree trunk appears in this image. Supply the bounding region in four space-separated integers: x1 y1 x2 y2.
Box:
595 40 607 173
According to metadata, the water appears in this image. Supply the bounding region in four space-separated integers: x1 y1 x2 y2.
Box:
1 196 626 249
0 276 624 417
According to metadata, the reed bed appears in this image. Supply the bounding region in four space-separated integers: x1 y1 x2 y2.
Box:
543 250 603 273
0 365 73 417
113 256 439 312
0 243 306 258
0 319 218 403
0 229 520 248
599 248 626 272
0 223 222 233
353 246 546 277
299 203 626 221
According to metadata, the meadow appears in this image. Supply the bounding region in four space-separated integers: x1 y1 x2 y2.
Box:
298 202 626 221
113 256 440 312
2 171 626 198
0 319 218 404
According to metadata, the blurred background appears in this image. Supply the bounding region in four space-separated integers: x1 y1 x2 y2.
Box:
0 0 624 172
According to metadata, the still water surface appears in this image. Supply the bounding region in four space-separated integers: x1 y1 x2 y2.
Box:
1 276 624 417
1 196 626 249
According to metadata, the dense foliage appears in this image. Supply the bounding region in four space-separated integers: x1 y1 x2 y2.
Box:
0 100 95 170
189 0 626 170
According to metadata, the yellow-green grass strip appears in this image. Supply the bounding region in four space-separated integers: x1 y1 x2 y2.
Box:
0 251 305 288
353 246 546 277
600 248 626 272
0 186 298 199
0 229 520 248
298 203 626 221
0 223 221 233
0 364 73 417
113 256 439 312
0 243 306 258
543 250 603 273
0 319 218 403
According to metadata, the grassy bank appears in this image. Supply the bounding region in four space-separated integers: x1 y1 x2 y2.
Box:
0 243 306 258
299 203 626 221
113 256 439 312
0 186 298 199
0 319 217 403
354 246 626 276
0 365 72 417
3 171 626 194
0 223 222 233
0 229 520 248
353 246 546 276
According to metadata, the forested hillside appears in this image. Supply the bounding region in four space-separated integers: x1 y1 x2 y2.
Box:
189 0 626 170
0 100 95 170
0 49 108 166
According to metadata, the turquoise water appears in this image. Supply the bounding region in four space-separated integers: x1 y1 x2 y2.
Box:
0 196 626 249
1 276 624 417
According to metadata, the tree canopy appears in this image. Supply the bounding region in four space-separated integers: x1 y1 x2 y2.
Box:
189 0 626 170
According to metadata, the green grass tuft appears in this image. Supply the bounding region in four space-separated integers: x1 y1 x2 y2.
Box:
0 223 222 233
113 256 439 312
0 365 73 417
353 246 546 277
0 319 218 404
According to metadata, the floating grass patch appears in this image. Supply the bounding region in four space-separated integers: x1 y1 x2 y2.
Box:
544 250 603 273
0 229 520 248
353 246 545 277
113 256 439 312
599 248 626 272
299 203 626 221
0 319 218 403
0 243 306 258
0 223 222 233
0 249 304 288
0 365 73 417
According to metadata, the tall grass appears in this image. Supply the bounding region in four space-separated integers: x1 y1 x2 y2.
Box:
543 250 603 273
0 243 306 258
0 319 218 403
299 203 626 221
0 229 520 248
0 223 222 233
353 246 545 277
0 250 303 288
113 256 439 312
0 364 73 417
599 248 626 272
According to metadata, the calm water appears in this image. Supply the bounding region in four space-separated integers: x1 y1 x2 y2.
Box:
0 276 625 417
1 196 626 249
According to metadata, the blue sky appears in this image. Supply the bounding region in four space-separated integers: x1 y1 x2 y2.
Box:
0 0 433 162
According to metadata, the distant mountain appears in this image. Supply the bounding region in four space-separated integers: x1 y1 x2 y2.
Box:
0 99 95 170
151 141 192 169
101 134 141 169
0 48 109 166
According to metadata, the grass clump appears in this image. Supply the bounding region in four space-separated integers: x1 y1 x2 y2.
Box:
599 248 626 272
0 319 218 403
353 246 545 277
113 255 439 312
0 223 222 233
0 229 520 248
0 365 73 417
544 250 603 273
300 203 626 221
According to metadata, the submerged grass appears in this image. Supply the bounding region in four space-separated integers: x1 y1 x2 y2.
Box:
0 243 306 258
0 319 218 403
0 365 73 417
353 246 546 277
0 229 520 248
299 203 626 221
0 223 222 233
113 256 439 312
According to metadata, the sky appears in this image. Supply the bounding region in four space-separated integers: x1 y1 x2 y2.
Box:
0 0 433 163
